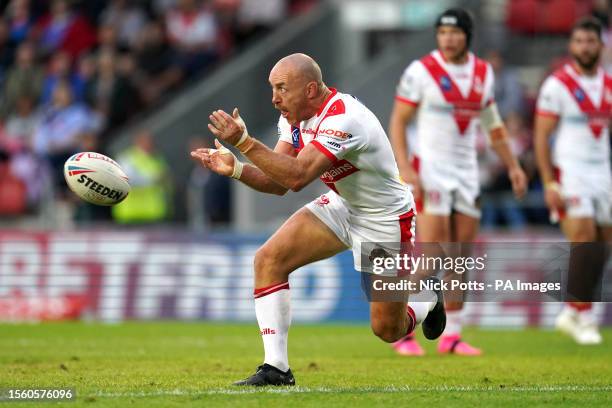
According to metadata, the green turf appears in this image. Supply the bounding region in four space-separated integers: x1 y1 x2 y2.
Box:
0 322 610 407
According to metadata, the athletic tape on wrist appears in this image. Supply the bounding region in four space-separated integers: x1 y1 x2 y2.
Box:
211 145 243 179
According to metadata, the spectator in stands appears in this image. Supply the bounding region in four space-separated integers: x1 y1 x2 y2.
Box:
0 149 28 216
76 53 96 84
85 50 138 136
186 136 211 230
132 20 182 106
479 113 530 230
0 94 46 208
0 20 14 85
34 0 96 60
41 50 86 105
5 0 34 45
0 41 43 119
0 94 37 153
186 135 231 229
95 24 123 56
32 81 96 190
152 0 177 17
235 0 287 47
99 0 148 49
486 50 525 120
166 0 220 77
112 129 172 224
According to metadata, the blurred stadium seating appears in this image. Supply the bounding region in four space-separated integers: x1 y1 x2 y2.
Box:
0 0 610 325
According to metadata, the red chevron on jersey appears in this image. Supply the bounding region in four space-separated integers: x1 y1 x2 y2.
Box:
420 54 488 134
553 65 612 139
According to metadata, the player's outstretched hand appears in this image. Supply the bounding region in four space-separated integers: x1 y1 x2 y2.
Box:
508 165 528 199
208 108 248 146
190 139 235 177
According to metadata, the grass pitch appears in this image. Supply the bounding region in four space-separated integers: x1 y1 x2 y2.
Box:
0 322 611 407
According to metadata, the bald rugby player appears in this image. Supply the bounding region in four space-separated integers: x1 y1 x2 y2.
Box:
191 53 446 386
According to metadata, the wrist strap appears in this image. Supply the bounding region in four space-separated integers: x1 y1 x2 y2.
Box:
238 136 256 154
234 130 249 148
545 181 560 192
231 159 244 179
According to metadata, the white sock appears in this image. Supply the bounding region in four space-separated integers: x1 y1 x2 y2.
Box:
443 309 463 336
407 289 437 324
254 282 291 372
577 308 597 326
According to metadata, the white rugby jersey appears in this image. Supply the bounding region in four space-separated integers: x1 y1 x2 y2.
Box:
536 63 611 177
277 88 412 218
395 50 496 177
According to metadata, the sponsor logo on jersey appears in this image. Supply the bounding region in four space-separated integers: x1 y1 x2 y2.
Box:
574 89 585 102
440 75 452 91
77 174 126 201
320 160 359 183
291 126 301 148
318 128 352 140
326 140 342 150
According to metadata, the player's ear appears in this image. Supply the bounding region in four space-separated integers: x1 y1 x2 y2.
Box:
306 81 318 99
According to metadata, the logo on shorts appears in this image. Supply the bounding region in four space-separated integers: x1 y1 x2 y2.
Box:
260 328 276 335
315 194 330 206
565 196 580 207
426 190 442 204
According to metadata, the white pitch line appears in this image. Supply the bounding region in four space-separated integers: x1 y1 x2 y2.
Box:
92 385 612 398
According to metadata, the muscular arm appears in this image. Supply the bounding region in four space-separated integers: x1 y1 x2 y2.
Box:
388 100 418 176
489 126 521 170
237 140 295 195
533 114 559 185
242 139 333 192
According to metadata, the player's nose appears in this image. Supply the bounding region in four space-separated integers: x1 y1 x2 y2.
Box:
271 91 281 105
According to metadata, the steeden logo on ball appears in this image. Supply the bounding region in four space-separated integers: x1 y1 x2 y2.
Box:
63 152 131 206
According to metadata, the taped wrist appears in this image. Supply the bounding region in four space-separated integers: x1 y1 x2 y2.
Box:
214 144 244 180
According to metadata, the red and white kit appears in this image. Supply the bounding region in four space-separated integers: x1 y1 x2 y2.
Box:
537 63 612 224
277 89 415 273
395 50 496 218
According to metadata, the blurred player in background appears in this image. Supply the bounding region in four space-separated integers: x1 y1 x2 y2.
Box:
389 8 527 356
535 17 611 345
191 53 446 386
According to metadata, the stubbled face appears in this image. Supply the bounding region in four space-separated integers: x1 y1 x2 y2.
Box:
570 29 602 71
269 64 309 126
436 25 467 61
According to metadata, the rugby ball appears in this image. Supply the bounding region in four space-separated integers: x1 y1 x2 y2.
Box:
63 152 130 206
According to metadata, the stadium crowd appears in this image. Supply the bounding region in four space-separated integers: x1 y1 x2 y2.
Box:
0 0 317 221
0 0 608 229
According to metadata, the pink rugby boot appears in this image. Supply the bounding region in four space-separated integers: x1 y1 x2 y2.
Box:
392 334 425 356
437 334 482 356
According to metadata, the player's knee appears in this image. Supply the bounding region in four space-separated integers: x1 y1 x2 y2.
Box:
254 245 291 282
371 319 404 343
254 245 279 273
